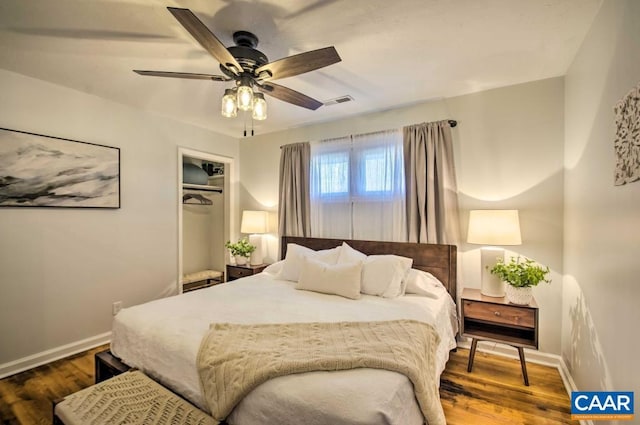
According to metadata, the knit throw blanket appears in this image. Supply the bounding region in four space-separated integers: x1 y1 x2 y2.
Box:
196 319 446 425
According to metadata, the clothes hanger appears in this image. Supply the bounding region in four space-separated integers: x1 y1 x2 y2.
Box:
182 193 213 205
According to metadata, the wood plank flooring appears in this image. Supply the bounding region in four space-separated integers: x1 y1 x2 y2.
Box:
0 346 572 424
0 345 108 425
441 349 573 424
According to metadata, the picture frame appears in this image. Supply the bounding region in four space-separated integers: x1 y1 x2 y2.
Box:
613 81 640 186
0 127 120 208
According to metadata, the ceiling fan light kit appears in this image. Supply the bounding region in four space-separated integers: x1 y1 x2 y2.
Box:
133 7 341 130
236 81 254 112
252 93 267 121
221 88 238 118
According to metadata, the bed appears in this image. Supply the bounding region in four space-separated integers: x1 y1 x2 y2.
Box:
110 237 458 425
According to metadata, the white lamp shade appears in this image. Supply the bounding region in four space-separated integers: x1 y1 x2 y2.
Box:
467 210 522 246
241 210 268 234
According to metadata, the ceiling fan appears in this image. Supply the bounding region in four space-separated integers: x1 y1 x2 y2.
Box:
134 7 342 118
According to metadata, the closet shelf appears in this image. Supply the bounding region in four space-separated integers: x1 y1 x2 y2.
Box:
183 183 223 193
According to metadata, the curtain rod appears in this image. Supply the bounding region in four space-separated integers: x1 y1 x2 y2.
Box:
280 119 458 148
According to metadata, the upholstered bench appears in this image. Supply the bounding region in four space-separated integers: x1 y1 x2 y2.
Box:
182 269 224 292
53 370 217 425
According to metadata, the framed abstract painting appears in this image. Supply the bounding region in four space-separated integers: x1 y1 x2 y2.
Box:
0 128 120 208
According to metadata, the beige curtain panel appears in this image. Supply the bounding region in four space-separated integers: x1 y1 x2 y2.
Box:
278 142 311 238
403 121 461 244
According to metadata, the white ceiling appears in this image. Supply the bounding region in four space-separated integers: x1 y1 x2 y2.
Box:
0 0 602 138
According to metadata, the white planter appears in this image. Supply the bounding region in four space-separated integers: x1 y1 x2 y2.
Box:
234 255 248 266
505 285 533 305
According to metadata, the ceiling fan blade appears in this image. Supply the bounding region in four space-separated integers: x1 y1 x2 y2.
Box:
134 70 228 81
259 82 323 110
256 46 341 81
167 7 242 74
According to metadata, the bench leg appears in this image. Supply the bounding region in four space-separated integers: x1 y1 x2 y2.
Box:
52 398 65 425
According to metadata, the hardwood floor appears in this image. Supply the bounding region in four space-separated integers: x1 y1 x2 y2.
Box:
0 346 572 424
441 349 573 424
0 345 108 425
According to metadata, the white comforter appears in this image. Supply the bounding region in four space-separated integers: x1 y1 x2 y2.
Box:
111 272 458 425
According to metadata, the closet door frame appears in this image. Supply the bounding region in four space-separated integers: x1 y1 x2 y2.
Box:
178 147 235 294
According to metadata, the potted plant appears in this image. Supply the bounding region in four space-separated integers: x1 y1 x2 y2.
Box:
489 256 550 305
225 238 256 266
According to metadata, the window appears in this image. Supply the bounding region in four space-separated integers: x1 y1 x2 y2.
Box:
314 149 349 197
310 130 406 241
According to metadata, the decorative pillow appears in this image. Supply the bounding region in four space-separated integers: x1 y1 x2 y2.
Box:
337 242 367 264
403 269 447 298
296 257 362 299
361 255 413 298
276 244 341 282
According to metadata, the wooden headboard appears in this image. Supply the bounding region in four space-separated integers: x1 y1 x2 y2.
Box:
281 237 457 302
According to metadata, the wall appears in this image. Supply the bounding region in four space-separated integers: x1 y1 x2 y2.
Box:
240 77 565 354
563 0 640 400
0 70 238 373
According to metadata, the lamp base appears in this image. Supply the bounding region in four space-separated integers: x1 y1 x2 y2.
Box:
480 247 506 298
248 234 263 266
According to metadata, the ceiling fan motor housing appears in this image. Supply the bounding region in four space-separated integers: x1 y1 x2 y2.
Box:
218 31 269 77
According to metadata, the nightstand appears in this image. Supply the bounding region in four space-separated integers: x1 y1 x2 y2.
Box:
461 288 539 386
226 263 268 281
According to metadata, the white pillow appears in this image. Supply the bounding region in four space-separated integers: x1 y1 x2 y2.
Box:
404 269 447 298
337 242 367 264
296 257 362 299
262 260 284 276
276 243 341 282
361 255 413 298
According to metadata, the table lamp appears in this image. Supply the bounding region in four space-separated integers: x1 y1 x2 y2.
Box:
467 209 522 297
241 210 268 265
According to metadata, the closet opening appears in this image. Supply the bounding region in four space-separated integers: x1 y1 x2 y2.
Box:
177 148 234 294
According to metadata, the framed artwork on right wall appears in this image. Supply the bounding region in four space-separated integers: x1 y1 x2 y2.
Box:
613 81 640 186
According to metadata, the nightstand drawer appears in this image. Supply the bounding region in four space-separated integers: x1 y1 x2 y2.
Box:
463 300 535 328
226 264 267 281
227 267 254 279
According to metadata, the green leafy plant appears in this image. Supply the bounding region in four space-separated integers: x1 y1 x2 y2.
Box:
489 256 551 288
224 238 256 258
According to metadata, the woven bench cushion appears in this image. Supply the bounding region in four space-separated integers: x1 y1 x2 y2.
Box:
182 270 223 285
55 371 217 425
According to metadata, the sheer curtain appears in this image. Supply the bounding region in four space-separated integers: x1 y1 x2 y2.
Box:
310 130 406 241
403 121 460 244
278 142 311 237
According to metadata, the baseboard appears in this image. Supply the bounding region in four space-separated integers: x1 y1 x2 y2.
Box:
456 340 592 425
557 357 594 425
0 332 111 379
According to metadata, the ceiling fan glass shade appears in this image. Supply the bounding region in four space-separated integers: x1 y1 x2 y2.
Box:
221 88 237 118
252 92 267 120
237 85 254 111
